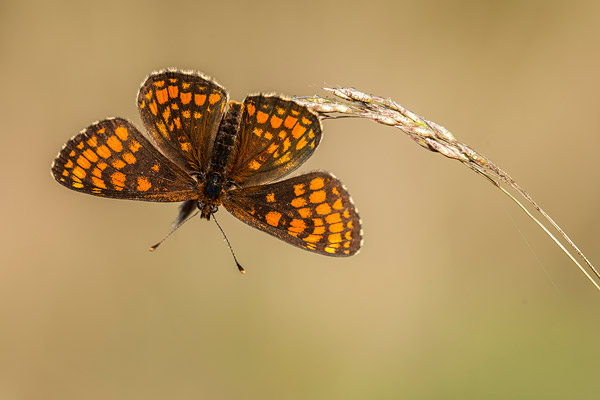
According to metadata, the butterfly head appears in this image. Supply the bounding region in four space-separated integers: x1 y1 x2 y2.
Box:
198 202 219 220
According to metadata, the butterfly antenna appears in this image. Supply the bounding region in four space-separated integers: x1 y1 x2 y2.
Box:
212 213 245 274
149 210 199 251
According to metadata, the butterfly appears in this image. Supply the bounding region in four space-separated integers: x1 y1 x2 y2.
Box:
51 69 362 264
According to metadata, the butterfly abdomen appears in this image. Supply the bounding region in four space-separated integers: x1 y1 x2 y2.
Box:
207 101 243 181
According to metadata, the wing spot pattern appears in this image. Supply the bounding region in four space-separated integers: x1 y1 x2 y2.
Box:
296 137 308 150
107 136 123 152
332 198 343 210
266 211 281 227
267 143 278 154
291 197 306 208
112 159 126 169
122 152 136 164
83 149 98 163
297 207 312 218
329 223 344 233
316 203 331 215
149 101 158 115
72 166 86 179
313 226 326 235
137 177 152 191
110 172 126 189
156 88 168 104
96 145 111 158
294 184 305 196
86 136 98 147
115 126 129 141
291 124 306 139
168 85 179 98
270 115 283 128
195 94 206 106
256 111 269 123
129 140 142 153
310 177 324 190
162 107 171 123
92 176 106 189
180 92 191 104
309 190 326 204
328 233 342 243
325 213 341 224
77 155 91 169
288 219 306 233
304 234 322 243
284 116 297 129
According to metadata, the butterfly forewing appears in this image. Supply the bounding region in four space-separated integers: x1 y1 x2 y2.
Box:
52 118 199 201
227 95 322 187
224 172 362 256
137 70 229 174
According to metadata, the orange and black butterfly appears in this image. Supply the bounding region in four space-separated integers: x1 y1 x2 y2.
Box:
52 69 362 264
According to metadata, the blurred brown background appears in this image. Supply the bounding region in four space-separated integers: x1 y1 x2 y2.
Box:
2 0 600 398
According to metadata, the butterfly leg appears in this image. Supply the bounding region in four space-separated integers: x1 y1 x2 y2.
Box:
176 200 198 225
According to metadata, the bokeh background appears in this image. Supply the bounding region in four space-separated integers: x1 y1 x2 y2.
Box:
2 0 600 398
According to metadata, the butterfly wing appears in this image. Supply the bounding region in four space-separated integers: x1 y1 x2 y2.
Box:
224 172 362 256
52 118 199 201
137 70 229 173
226 95 322 187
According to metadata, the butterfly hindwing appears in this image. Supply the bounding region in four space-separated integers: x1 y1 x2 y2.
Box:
227 95 322 187
137 70 229 174
51 118 199 201
224 172 362 256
